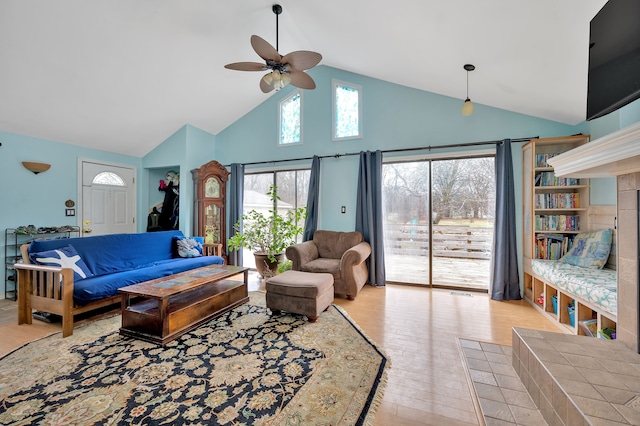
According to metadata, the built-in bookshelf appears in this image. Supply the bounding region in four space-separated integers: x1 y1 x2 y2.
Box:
522 135 590 266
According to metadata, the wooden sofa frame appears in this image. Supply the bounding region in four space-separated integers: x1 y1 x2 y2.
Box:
16 245 122 337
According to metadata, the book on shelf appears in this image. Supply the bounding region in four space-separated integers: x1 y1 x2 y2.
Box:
534 192 580 209
535 233 575 260
534 215 580 231
535 153 561 168
534 172 580 187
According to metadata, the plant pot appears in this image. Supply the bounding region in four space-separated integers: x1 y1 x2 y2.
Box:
254 253 285 278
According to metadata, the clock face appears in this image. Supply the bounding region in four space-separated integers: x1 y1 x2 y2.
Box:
205 177 220 198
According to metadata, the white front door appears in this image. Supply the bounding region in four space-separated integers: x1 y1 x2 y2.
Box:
81 161 137 237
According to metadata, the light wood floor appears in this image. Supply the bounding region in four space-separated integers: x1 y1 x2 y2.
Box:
0 277 563 425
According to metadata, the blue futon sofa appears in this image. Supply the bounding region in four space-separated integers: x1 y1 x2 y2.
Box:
15 230 224 337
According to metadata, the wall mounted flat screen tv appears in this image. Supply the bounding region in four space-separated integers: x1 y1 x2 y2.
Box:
587 0 640 121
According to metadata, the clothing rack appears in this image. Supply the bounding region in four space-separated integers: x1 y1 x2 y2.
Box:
228 136 539 167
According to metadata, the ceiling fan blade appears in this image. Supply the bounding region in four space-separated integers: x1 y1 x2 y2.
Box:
224 62 267 71
288 71 316 90
282 51 322 71
260 75 275 93
251 35 281 63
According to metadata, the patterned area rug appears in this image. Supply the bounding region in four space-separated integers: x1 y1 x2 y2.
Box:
0 292 388 425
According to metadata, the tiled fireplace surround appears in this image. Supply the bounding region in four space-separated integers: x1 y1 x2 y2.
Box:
513 129 640 425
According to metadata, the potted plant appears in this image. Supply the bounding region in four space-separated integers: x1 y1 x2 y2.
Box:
228 185 306 277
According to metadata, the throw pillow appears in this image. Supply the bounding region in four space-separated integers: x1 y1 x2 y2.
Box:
29 245 93 281
174 236 203 258
560 229 612 269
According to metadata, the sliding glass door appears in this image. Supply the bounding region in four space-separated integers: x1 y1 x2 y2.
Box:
383 156 495 291
241 169 310 269
383 162 431 284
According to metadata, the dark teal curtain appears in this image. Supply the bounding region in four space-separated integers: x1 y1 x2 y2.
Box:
356 150 386 286
490 140 521 300
228 163 244 266
303 156 320 242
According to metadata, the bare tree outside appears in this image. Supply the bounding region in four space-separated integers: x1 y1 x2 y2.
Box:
383 156 495 290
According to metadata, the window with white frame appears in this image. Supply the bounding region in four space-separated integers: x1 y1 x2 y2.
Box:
278 90 302 146
333 80 362 140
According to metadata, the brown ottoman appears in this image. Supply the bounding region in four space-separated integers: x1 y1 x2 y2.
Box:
266 270 334 322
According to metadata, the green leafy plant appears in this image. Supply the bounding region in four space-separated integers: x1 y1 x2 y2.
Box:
277 260 293 274
228 185 307 262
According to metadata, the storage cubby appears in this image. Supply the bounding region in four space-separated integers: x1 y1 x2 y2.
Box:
599 315 617 340
545 284 557 317
533 278 545 309
524 273 533 301
558 293 574 328
576 303 597 337
523 271 617 339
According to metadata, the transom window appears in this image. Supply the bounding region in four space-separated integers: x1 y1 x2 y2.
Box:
333 80 362 141
93 171 125 186
278 90 302 146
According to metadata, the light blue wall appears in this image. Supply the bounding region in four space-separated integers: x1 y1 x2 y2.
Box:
142 126 186 234
1 131 140 288
216 66 579 232
140 124 216 236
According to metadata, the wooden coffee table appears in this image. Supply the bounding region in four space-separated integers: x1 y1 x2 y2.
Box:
119 265 249 345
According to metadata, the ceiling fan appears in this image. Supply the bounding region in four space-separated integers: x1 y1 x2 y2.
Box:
224 4 322 93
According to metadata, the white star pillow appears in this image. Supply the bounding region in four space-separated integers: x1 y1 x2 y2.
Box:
30 245 93 281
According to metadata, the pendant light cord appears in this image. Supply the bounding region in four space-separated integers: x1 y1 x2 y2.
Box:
275 8 279 52
466 71 469 99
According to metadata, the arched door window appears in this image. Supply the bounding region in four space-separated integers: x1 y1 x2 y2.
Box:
93 172 126 186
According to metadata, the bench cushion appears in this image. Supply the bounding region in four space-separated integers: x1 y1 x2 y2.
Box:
531 260 617 315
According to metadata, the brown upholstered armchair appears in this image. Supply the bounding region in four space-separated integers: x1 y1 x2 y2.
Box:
285 230 372 300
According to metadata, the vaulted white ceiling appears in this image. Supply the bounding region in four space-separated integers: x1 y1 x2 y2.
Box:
0 0 607 157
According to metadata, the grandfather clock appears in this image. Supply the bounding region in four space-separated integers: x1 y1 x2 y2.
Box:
192 160 230 261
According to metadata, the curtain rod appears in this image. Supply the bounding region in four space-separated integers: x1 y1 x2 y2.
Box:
227 136 539 167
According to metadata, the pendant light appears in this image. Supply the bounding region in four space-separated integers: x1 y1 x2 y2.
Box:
462 64 475 116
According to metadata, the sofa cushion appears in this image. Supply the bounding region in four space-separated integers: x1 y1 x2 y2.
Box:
29 245 93 281
300 258 341 274
560 229 612 270
73 255 224 305
29 230 184 276
173 236 203 258
312 230 364 259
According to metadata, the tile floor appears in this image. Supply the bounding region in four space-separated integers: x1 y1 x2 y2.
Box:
459 338 548 425
513 327 640 426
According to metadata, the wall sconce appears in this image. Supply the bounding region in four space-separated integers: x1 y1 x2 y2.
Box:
22 162 51 174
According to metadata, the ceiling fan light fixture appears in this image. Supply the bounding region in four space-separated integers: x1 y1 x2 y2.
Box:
280 72 291 87
462 64 475 116
262 72 274 86
224 4 321 93
262 70 291 91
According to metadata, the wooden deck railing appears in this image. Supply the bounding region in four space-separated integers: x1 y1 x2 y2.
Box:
384 224 493 259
